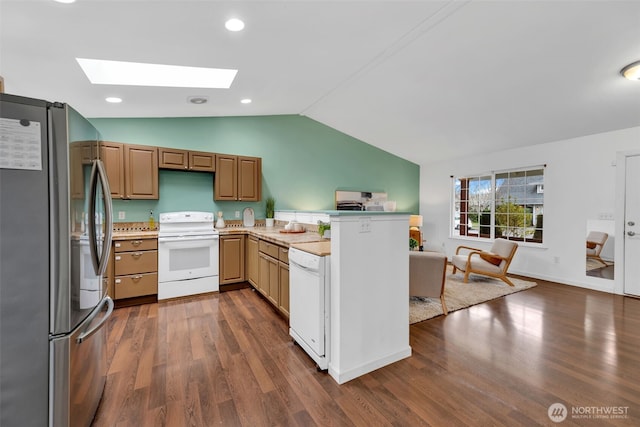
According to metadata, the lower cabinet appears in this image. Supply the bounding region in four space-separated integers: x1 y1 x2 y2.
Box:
246 236 259 287
113 238 158 303
219 235 246 284
256 239 290 318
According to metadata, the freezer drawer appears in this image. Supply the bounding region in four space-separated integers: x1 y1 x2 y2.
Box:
51 296 113 427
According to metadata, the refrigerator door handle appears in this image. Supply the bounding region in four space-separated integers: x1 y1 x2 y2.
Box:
96 159 113 275
88 159 113 276
76 296 114 344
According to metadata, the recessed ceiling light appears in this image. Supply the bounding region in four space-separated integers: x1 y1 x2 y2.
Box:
240 98 252 104
76 58 237 89
225 18 245 32
188 96 209 105
105 97 122 103
621 61 640 80
53 0 76 4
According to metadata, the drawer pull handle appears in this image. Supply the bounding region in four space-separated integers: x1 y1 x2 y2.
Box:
131 240 142 246
115 256 121 261
115 242 121 248
132 275 143 281
131 252 142 258
115 279 121 284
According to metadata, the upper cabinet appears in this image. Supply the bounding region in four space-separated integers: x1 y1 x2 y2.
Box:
101 142 159 200
159 148 215 172
215 155 261 201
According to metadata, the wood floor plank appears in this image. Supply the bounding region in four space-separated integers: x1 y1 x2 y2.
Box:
93 282 640 427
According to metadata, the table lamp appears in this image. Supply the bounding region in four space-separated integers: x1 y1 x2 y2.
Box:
409 215 423 249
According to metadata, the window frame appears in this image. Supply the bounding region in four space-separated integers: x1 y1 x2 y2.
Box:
451 166 545 245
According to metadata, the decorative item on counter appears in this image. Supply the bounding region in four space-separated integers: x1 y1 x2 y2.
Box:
410 237 419 251
148 210 155 229
242 207 255 227
265 196 275 227
215 211 225 228
280 220 305 233
317 220 331 238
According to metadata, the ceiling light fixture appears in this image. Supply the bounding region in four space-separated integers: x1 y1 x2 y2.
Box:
188 96 208 104
620 60 640 80
240 98 252 104
105 97 122 103
225 18 245 32
53 0 76 4
76 58 237 88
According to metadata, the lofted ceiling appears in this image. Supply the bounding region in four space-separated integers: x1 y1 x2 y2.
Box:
1 0 639 165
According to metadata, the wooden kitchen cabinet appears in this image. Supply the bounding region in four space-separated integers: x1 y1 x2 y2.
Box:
219 234 246 284
124 144 158 199
214 154 261 201
256 239 290 318
100 142 125 198
100 142 158 199
278 260 290 317
159 148 215 172
246 235 259 287
113 238 158 303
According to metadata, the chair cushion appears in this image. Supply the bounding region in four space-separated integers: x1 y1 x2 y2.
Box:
480 252 502 266
452 254 503 274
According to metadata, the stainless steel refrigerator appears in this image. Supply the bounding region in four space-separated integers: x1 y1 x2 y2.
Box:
0 93 114 426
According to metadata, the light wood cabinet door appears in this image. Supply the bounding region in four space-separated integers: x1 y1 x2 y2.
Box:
246 236 259 287
219 235 245 284
124 144 158 199
100 142 125 198
189 151 215 172
70 144 85 199
158 148 189 170
238 156 261 201
258 253 270 297
214 154 237 200
266 255 279 306
278 261 289 318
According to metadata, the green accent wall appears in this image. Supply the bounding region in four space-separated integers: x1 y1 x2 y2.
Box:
90 115 419 222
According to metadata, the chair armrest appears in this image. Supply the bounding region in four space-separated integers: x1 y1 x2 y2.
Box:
455 245 482 255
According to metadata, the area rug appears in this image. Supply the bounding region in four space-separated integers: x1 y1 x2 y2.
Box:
586 258 612 271
409 267 537 324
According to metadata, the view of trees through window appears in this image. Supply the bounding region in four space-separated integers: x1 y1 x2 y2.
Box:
453 168 544 243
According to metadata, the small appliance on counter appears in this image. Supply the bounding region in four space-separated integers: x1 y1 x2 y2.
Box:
243 207 255 227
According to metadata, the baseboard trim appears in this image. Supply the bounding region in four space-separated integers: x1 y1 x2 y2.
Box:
328 346 412 385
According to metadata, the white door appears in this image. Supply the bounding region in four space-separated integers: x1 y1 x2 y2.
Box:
624 155 640 296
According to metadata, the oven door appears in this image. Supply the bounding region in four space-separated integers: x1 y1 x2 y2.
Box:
158 235 219 283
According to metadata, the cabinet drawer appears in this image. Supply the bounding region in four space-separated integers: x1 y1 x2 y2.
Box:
114 272 158 299
278 246 289 264
114 239 157 252
259 240 279 259
114 250 158 275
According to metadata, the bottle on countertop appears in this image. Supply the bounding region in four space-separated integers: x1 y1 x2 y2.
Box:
216 211 225 228
148 210 155 230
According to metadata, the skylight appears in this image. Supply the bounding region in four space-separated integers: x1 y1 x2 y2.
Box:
76 58 237 89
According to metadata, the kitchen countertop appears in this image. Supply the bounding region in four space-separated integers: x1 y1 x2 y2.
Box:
290 241 331 257
218 226 327 247
112 230 158 240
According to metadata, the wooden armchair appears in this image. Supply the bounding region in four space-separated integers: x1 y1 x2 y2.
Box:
586 231 608 266
451 238 518 286
409 251 448 314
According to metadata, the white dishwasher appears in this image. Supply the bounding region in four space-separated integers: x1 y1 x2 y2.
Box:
288 247 330 370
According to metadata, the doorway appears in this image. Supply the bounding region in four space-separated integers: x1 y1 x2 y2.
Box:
623 154 640 296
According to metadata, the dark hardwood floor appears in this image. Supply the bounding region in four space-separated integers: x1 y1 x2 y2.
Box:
92 279 640 426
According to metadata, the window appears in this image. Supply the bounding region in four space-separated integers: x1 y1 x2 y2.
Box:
453 167 544 243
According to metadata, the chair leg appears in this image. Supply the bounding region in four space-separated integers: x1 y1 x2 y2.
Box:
440 295 448 315
452 265 457 274
463 271 470 283
501 276 515 287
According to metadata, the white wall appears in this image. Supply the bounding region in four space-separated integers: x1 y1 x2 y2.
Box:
420 126 640 293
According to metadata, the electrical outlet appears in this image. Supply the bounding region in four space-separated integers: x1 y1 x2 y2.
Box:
118 211 125 220
359 217 371 233
235 211 240 218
